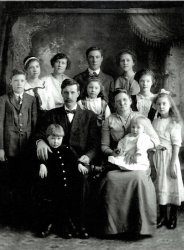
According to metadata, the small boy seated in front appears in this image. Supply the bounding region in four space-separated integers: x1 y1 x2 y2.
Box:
35 124 80 238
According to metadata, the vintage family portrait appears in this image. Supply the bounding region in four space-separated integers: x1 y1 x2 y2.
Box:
0 0 184 249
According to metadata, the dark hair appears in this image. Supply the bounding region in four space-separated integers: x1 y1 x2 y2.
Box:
23 56 40 70
134 69 155 85
61 78 80 92
113 88 130 98
46 124 65 138
83 76 104 99
50 53 71 69
11 69 26 79
86 46 103 58
116 49 137 66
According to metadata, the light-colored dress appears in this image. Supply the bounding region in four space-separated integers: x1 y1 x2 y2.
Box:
24 80 47 111
136 93 157 117
78 97 111 126
153 117 184 205
108 132 155 170
40 74 70 110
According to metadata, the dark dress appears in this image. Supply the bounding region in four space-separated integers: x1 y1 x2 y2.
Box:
99 112 157 235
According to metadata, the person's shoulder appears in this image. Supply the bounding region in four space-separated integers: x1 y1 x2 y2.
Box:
24 92 35 100
40 74 53 82
100 71 114 81
48 105 64 114
74 69 88 79
0 93 8 100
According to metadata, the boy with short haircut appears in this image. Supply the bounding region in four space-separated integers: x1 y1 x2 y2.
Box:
0 69 37 225
36 123 79 238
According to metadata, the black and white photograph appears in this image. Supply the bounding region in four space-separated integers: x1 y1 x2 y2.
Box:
0 0 184 249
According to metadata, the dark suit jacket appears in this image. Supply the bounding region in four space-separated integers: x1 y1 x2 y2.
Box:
0 92 37 157
74 69 114 111
35 105 100 162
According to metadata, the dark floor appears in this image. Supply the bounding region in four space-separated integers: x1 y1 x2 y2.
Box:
0 208 184 250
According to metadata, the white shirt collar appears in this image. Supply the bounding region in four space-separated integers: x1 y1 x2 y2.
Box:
14 92 24 99
88 68 100 75
64 104 77 111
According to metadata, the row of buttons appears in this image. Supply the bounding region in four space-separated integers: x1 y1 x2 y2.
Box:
57 151 68 188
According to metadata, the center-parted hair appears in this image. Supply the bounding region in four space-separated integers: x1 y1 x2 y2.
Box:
155 91 181 123
46 124 65 138
134 69 156 85
82 76 104 98
116 49 137 66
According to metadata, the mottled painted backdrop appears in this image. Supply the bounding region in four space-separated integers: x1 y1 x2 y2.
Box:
9 13 165 82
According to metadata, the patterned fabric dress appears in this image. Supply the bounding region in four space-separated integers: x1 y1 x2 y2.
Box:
153 117 184 205
78 97 111 127
136 93 157 117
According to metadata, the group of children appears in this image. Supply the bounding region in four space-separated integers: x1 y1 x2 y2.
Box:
0 54 184 238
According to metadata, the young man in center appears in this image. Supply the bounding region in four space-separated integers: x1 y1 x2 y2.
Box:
74 46 114 111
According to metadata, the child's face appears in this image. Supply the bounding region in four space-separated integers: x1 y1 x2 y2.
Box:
131 122 144 136
53 58 67 74
47 135 63 148
139 74 153 92
119 53 134 72
11 74 26 94
27 60 40 79
87 81 101 99
156 96 171 117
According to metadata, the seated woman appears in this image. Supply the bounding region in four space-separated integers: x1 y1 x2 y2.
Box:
115 49 140 96
99 89 159 237
40 53 71 110
131 69 158 121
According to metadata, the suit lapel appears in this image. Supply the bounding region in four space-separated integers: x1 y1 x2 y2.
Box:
71 105 83 133
9 92 20 111
98 71 105 82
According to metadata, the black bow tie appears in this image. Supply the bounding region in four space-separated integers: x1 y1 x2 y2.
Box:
65 109 76 114
90 72 99 77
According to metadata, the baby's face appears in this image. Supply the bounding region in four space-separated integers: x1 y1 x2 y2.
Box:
47 135 63 148
131 122 144 136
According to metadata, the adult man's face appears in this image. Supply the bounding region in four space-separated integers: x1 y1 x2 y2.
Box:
62 84 80 109
87 50 103 71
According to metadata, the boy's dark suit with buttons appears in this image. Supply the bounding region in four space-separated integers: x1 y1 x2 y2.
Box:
36 145 80 237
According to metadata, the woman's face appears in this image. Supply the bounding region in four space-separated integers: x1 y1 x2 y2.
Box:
115 92 132 113
27 60 40 79
139 74 153 92
119 53 134 72
53 58 67 74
